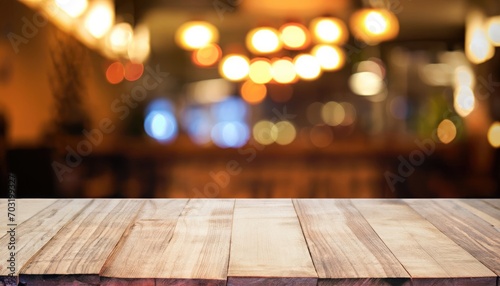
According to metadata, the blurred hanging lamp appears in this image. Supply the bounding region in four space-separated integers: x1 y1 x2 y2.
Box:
246 27 282 54
466 11 494 64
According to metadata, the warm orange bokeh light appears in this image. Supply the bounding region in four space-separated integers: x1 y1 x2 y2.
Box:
249 58 273 84
241 80 267 104
192 43 222 67
106 62 125 84
124 62 144 81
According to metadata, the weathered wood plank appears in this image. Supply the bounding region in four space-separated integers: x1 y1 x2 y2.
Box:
0 199 91 286
352 200 496 285
293 199 410 285
104 199 234 285
453 199 500 232
228 199 317 285
100 199 188 285
0 199 58 236
20 200 144 285
406 199 500 277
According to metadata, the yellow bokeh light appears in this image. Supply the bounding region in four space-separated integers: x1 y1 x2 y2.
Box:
271 121 296 145
466 12 494 64
350 9 399 45
310 17 348 44
294 54 322 80
453 66 475 88
249 59 273 84
128 24 150 63
312 45 345 71
83 1 114 39
349 71 383 96
280 23 310 50
487 122 500 148
241 80 267 104
321 101 345 126
108 22 133 55
192 43 221 67
454 86 475 117
219 54 250 81
253 120 275 145
176 21 219 51
55 0 88 17
437 119 457 144
271 58 296 84
486 16 500 46
246 27 282 54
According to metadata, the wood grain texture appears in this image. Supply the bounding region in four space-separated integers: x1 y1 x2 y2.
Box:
108 199 234 285
0 199 91 286
20 199 144 285
455 199 500 231
293 199 410 285
100 199 188 284
228 199 317 286
0 199 58 236
352 200 496 284
406 199 500 276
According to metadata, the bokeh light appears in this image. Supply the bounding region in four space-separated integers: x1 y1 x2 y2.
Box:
106 61 124 84
55 0 88 17
144 99 178 143
211 97 248 122
182 107 212 145
108 22 133 55
280 23 310 50
128 24 151 63
271 58 296 84
124 62 144 81
321 101 345 126
246 27 282 54
486 16 500 46
309 17 348 44
437 119 457 144
220 55 250 81
249 58 273 84
294 54 322 80
453 66 475 88
253 120 275 145
350 9 399 44
241 80 267 104
487 122 500 148
175 21 219 50
312 45 345 71
192 43 222 67
454 86 475 117
83 1 114 39
466 12 494 64
349 71 384 96
271 121 296 145
211 121 250 148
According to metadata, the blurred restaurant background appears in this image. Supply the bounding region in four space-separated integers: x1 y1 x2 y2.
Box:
1 0 500 198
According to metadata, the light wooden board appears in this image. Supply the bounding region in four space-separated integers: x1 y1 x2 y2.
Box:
20 199 144 285
100 199 188 285
228 199 317 285
105 199 234 285
406 199 500 276
293 199 410 285
455 199 500 232
352 200 496 285
0 199 58 238
0 199 91 286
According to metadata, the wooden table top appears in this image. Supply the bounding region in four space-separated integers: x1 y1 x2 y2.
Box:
0 199 499 286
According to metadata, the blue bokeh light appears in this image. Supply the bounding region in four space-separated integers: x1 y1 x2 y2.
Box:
144 99 178 143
